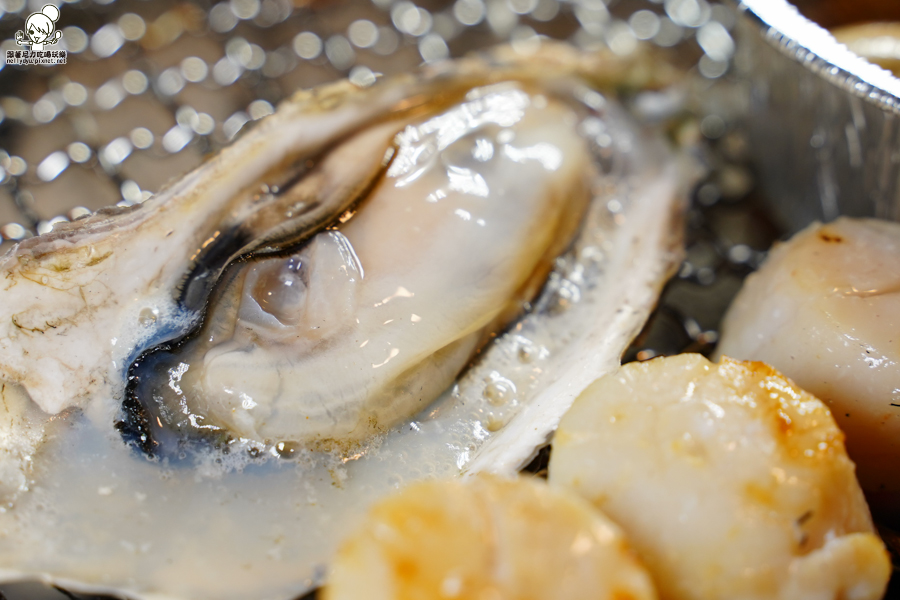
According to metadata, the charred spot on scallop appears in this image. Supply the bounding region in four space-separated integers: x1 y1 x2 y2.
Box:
123 84 596 456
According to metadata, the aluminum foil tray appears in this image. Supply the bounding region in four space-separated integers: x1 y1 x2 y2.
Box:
738 0 900 230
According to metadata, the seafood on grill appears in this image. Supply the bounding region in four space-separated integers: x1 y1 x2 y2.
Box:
0 43 689 599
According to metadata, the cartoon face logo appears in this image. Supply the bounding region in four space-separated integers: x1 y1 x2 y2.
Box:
15 5 63 52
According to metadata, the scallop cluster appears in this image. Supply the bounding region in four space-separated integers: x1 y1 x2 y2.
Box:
324 353 891 600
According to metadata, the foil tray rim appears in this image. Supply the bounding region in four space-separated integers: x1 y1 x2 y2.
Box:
738 0 900 116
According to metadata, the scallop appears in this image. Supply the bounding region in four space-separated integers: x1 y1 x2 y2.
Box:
549 354 890 600
716 217 900 521
324 475 657 600
832 22 900 76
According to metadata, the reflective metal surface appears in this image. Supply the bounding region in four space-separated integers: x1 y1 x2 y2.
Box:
737 0 900 230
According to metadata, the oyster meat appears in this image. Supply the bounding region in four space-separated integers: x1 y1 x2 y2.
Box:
125 85 592 454
0 44 689 599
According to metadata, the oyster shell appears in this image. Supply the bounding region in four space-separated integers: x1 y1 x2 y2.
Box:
0 44 689 599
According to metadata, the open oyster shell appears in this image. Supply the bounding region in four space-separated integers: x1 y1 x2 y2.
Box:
0 44 690 599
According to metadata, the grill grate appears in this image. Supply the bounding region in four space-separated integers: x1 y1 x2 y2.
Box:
0 0 738 241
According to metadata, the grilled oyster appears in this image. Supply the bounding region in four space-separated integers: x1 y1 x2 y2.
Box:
0 43 689 599
123 83 593 456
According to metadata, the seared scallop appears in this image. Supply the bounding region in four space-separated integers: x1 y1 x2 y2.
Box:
716 217 900 520
324 474 657 600
550 354 890 600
